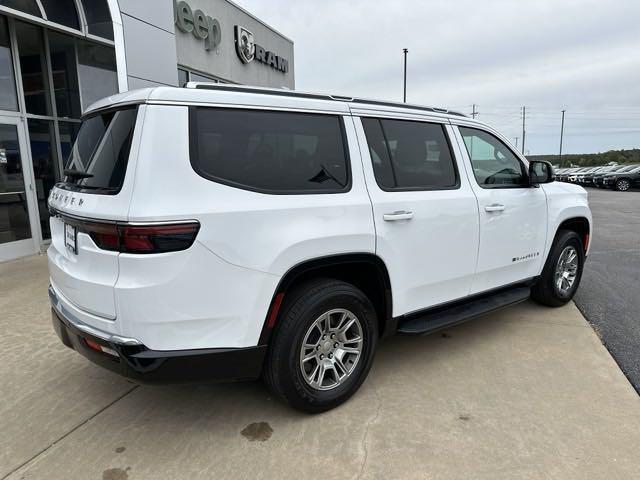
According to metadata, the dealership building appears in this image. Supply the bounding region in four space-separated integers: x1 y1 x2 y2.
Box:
0 0 294 261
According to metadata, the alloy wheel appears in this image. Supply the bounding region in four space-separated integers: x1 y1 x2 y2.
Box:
617 179 630 191
554 246 579 296
299 308 363 391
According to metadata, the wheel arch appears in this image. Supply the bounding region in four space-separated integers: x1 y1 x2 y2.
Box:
556 217 591 253
258 254 394 344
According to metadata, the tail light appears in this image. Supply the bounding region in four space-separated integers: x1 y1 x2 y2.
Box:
63 217 200 254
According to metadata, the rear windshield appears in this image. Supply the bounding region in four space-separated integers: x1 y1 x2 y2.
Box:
62 106 138 194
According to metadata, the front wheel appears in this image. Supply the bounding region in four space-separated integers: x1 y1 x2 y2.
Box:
263 279 378 413
532 230 585 307
615 179 631 191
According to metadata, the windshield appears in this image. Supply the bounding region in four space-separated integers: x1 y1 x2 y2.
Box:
615 165 637 173
63 106 138 193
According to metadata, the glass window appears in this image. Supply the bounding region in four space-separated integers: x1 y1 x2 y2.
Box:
58 121 80 162
190 108 350 193
0 15 18 111
361 117 458 190
459 127 527 187
81 0 113 40
16 21 52 115
40 0 79 29
64 107 137 194
190 71 217 83
27 119 58 239
0 124 31 243
77 41 117 110
0 0 41 17
48 32 81 118
178 68 188 87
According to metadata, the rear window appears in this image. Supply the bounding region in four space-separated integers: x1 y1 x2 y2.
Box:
189 107 350 194
361 117 458 190
63 106 138 194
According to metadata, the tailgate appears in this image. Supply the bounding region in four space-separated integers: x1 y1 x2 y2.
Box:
46 105 142 320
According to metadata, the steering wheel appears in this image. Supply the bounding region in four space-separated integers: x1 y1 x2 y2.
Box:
485 168 518 184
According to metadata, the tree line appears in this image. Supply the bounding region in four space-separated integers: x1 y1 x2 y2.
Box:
528 149 640 167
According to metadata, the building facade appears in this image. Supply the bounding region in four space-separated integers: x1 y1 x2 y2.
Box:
0 0 294 261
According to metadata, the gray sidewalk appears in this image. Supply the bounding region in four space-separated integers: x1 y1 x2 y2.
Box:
1 255 639 480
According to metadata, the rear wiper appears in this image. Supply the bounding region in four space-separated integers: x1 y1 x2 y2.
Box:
64 169 94 180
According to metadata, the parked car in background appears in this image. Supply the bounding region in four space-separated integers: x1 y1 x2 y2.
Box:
557 167 579 182
577 166 604 186
567 167 590 183
575 167 603 186
602 165 640 191
592 165 627 188
554 168 571 182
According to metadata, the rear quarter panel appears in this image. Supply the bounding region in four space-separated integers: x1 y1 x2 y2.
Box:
118 104 375 349
127 104 376 275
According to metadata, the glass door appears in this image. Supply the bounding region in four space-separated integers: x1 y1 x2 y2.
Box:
0 116 39 261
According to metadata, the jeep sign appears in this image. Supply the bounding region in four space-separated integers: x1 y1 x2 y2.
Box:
174 0 221 51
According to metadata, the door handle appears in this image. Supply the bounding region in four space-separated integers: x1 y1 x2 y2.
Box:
383 210 414 221
484 203 505 212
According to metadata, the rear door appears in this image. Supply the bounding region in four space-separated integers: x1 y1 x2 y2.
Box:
353 113 479 316
451 124 547 294
47 106 141 319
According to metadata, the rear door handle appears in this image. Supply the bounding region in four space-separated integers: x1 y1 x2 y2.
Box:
383 210 414 221
484 204 505 212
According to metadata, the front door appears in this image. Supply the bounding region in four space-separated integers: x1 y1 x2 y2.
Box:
452 124 548 294
0 117 39 261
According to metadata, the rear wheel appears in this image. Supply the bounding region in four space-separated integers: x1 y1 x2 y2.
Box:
263 279 378 413
615 179 631 191
532 230 585 307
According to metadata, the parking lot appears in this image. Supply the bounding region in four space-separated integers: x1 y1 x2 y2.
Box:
574 187 640 391
2 246 640 479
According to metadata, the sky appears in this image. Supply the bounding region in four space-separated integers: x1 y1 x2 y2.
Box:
236 0 640 155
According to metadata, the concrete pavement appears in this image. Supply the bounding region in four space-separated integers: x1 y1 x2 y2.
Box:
1 255 639 479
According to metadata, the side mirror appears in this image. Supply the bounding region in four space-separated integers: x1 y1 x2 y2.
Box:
529 160 554 185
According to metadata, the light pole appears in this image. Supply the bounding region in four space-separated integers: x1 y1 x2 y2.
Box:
403 48 408 103
559 109 566 167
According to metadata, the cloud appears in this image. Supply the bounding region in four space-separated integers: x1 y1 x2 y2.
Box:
238 0 640 154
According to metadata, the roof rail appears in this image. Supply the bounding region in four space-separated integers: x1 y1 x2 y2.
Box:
185 82 466 117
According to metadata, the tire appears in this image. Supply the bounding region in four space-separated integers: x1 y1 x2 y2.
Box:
263 278 378 413
615 179 631 191
532 230 585 307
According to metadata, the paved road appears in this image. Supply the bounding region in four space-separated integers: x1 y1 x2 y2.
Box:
2 256 640 479
574 188 640 391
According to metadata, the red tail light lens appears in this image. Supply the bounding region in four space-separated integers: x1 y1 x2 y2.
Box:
119 224 201 253
73 219 200 254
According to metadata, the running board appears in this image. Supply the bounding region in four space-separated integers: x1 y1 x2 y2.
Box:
396 286 531 335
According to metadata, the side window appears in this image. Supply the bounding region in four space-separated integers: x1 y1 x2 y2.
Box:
361 117 458 190
190 108 350 194
459 127 527 187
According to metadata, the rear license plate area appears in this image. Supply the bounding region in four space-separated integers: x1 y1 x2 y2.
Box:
64 223 77 254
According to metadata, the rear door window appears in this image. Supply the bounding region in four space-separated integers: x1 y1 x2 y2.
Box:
63 106 138 194
361 117 458 190
189 107 350 194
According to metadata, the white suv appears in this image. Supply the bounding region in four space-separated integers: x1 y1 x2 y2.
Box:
48 84 592 412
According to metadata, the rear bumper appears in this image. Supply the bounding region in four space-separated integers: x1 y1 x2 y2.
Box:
50 287 266 384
